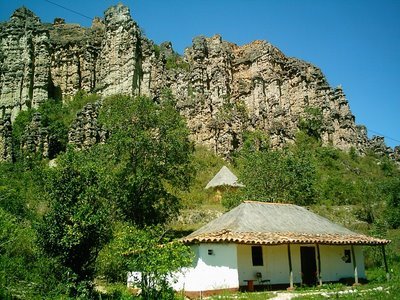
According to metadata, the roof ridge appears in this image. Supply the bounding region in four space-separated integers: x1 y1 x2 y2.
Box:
243 200 296 206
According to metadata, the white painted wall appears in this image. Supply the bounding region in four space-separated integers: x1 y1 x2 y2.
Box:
172 243 239 292
236 244 366 286
237 244 302 285
131 243 366 292
319 245 365 282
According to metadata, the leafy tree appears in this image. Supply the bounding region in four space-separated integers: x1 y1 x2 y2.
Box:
36 99 69 157
98 223 193 300
37 93 193 296
98 93 194 226
0 206 67 298
0 160 47 219
0 207 29 292
12 109 35 161
240 130 270 153
385 178 400 229
38 149 112 296
224 137 317 208
0 184 27 218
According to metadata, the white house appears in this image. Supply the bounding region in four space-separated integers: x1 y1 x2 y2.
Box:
172 201 390 297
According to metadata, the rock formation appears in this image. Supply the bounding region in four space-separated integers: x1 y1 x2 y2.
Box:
0 7 50 120
20 112 50 158
0 4 398 161
0 114 13 162
68 101 107 150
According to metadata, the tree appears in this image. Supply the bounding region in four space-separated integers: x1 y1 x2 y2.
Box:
38 149 112 297
98 93 194 226
0 207 32 294
385 178 400 229
223 134 317 208
38 93 194 297
98 224 193 300
0 207 67 298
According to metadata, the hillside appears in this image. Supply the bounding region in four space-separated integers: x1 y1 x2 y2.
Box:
1 4 400 299
1 92 400 297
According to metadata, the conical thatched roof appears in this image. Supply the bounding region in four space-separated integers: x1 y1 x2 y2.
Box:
182 201 389 246
205 166 244 189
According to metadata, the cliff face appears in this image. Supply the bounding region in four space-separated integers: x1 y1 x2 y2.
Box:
176 36 356 156
0 4 397 161
0 7 50 120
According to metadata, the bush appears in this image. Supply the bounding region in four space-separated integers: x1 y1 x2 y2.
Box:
224 144 317 207
98 224 193 300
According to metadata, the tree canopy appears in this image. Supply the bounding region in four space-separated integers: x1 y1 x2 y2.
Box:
223 132 317 208
37 93 195 297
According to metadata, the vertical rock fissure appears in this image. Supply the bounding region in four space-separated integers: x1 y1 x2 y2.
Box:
28 36 34 106
133 36 143 96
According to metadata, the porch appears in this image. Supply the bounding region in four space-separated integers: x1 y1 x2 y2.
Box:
236 243 366 290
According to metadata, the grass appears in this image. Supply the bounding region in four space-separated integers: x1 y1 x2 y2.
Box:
95 279 399 300
206 282 398 300
294 285 395 299
209 290 275 299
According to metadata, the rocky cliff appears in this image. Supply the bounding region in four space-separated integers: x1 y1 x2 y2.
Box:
0 4 398 161
0 7 50 120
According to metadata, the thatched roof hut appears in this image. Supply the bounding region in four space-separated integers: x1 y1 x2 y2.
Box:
206 166 243 189
205 166 244 189
205 166 244 202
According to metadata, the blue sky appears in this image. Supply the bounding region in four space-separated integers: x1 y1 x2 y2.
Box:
1 0 399 148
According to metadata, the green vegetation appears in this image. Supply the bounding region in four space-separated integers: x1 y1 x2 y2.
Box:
100 225 193 299
38 149 113 297
165 54 190 71
1 91 400 299
223 132 317 208
1 92 194 299
299 106 324 140
12 90 100 160
97 92 194 225
223 131 400 216
49 24 90 47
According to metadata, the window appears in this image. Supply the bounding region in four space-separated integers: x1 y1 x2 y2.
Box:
343 249 351 263
252 246 263 266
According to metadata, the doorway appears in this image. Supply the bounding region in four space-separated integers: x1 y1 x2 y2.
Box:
300 246 317 285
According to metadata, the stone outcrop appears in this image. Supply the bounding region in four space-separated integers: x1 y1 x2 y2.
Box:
0 7 50 120
20 112 50 158
68 101 107 150
0 4 398 161
0 114 13 162
392 146 400 162
174 36 358 156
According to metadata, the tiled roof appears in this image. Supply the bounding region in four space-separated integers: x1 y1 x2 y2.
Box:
182 229 389 245
182 202 390 246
